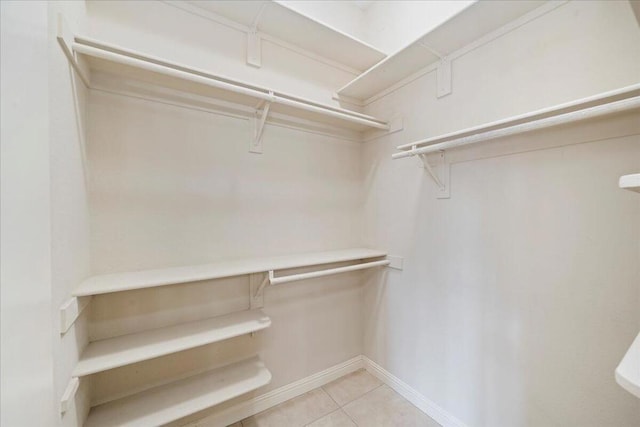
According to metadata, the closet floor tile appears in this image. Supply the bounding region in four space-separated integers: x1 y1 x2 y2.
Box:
306 409 356 427
342 385 441 427
322 369 382 406
242 388 338 427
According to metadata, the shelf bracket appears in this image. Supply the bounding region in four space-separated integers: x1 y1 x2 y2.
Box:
247 29 262 68
418 150 450 199
59 296 91 335
60 377 79 415
246 3 268 68
250 98 272 154
436 58 452 98
250 272 270 309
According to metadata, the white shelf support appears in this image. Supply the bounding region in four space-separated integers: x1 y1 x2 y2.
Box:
60 377 80 414
59 296 91 334
251 98 272 153
419 151 450 199
247 29 262 68
250 273 269 308
436 58 452 98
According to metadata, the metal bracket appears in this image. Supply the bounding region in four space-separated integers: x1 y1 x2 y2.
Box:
250 99 272 153
418 150 450 199
436 58 452 98
250 272 271 309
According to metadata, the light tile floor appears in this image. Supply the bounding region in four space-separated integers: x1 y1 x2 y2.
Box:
234 369 441 427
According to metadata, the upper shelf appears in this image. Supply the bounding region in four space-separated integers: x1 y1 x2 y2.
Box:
176 0 386 72
336 0 548 102
57 30 389 134
619 174 640 193
73 248 387 297
616 332 640 399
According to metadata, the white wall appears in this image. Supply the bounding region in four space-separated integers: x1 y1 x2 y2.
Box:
278 0 368 45
1 2 55 426
363 1 474 54
362 1 640 426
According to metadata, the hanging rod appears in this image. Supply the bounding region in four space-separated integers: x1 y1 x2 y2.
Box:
269 259 390 285
393 84 640 159
70 40 390 131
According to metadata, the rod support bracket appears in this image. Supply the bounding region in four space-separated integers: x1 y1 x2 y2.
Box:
250 272 271 308
250 97 272 154
418 150 450 199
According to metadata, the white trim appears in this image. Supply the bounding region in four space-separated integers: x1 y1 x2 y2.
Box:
362 356 469 427
183 356 364 426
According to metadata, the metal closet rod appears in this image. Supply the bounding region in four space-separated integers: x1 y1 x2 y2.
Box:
393 83 640 159
269 259 390 285
71 41 390 131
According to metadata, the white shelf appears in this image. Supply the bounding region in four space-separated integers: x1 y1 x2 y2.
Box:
337 1 547 101
73 248 387 297
74 309 270 377
619 173 640 193
177 0 386 72
616 332 640 399
58 33 389 134
84 356 271 427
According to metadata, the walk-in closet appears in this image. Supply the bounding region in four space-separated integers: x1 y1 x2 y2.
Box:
1 1 639 427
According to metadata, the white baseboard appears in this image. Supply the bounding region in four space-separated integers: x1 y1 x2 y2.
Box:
362 356 468 427
184 355 467 427
185 356 364 426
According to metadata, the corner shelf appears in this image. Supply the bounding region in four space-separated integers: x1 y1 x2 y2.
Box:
619 173 640 193
84 356 271 427
73 248 387 297
74 309 271 377
171 0 386 72
616 332 640 399
336 0 549 102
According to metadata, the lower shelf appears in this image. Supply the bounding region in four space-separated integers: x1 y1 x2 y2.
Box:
84 356 271 427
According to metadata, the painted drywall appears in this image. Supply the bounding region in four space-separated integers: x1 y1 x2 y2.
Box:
362 1 640 426
278 0 368 46
0 2 55 425
363 0 475 54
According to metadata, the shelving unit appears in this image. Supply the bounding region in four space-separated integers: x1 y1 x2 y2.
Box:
393 84 640 158
619 173 640 193
63 247 388 425
85 356 271 427
336 1 549 102
73 248 387 297
168 0 386 72
74 309 271 377
57 30 389 138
